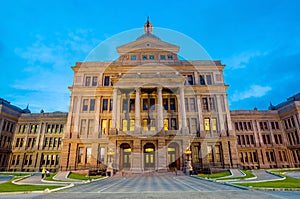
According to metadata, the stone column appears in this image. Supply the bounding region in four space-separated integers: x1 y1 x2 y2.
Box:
216 95 226 136
157 87 163 131
135 88 141 133
111 88 118 129
179 87 188 133
196 95 204 137
94 96 101 137
194 72 199 85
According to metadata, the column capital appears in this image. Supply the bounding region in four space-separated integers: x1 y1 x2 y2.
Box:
135 87 141 93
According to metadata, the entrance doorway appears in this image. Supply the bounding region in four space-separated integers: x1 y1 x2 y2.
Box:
168 143 180 170
120 143 131 170
144 143 155 170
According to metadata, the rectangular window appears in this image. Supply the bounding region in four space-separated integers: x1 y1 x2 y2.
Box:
123 99 128 112
167 55 173 60
130 119 135 131
150 98 155 110
78 147 84 163
190 118 197 133
204 118 210 131
150 119 156 131
171 118 177 130
122 120 128 131
209 97 216 111
207 146 213 162
110 99 113 111
187 75 194 85
164 119 169 130
170 98 175 111
86 147 92 164
202 98 209 111
88 119 94 135
142 55 147 60
200 75 205 85
80 119 86 135
82 99 89 111
185 98 189 112
131 55 136 60
212 118 217 131
85 76 91 86
92 76 98 86
100 147 105 162
129 99 135 111
104 76 110 86
143 99 148 110
188 98 195 112
90 99 95 111
163 98 168 110
143 119 148 131
206 75 212 85
215 145 221 162
149 55 155 60
102 99 108 111
160 55 166 60
101 120 107 135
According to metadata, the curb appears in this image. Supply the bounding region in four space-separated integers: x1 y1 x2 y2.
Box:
249 187 300 192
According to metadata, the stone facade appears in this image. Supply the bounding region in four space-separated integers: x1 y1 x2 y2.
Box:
1 19 300 173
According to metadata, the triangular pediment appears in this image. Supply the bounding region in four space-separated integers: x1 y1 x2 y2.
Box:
117 34 180 54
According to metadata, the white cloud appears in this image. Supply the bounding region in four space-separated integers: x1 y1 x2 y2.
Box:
230 85 272 102
225 51 269 69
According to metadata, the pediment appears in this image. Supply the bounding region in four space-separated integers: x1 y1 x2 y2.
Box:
117 35 179 54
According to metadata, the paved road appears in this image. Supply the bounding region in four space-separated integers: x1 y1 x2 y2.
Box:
234 170 283 183
1 175 300 199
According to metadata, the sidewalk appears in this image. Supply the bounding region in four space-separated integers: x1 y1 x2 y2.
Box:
14 173 69 186
0 176 13 184
234 170 283 183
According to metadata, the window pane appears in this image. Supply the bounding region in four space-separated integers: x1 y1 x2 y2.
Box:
82 99 89 111
204 118 210 131
164 119 169 130
103 99 108 111
206 75 212 85
170 98 175 110
212 118 217 131
131 55 136 60
90 99 95 111
142 55 147 60
160 55 166 60
104 76 110 86
149 55 154 60
92 76 98 86
167 55 173 60
163 98 168 110
130 119 135 131
101 120 107 135
122 120 128 131
143 99 148 110
85 76 91 86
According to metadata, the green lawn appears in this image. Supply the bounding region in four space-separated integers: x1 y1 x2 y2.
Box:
68 172 103 180
0 177 63 192
197 170 231 179
236 176 300 188
43 172 57 181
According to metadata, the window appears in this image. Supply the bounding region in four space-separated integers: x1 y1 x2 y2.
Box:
163 98 168 110
90 99 95 111
122 120 128 131
150 119 156 131
82 99 89 111
170 98 176 111
86 147 92 164
123 99 128 112
187 75 194 85
167 55 173 60
130 119 135 131
142 119 148 131
171 118 177 130
207 146 213 162
190 98 196 111
212 118 217 131
164 119 169 130
209 97 216 111
101 120 108 135
131 55 136 60
104 76 110 86
150 98 155 110
80 119 86 135
160 55 166 60
102 99 108 111
142 55 147 60
185 98 189 112
85 76 91 86
206 75 212 85
88 119 94 135
129 99 135 111
78 147 84 163
204 118 210 131
92 76 98 86
199 75 205 85
143 99 148 110
110 99 113 111
215 145 221 162
202 98 209 111
190 118 197 133
149 55 155 60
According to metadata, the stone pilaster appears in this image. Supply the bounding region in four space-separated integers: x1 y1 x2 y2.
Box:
135 88 141 133
157 138 167 171
131 139 142 172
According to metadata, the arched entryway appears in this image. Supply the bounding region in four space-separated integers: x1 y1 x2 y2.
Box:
120 143 131 170
168 142 180 170
144 143 155 170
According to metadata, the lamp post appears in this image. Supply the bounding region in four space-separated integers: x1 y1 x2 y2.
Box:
184 146 193 175
107 148 115 177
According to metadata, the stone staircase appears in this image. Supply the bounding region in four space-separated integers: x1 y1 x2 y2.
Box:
113 170 186 177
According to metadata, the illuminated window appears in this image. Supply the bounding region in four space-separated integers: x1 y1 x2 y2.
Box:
130 119 135 131
122 120 128 131
150 119 156 131
164 119 169 130
207 146 213 162
101 120 107 135
215 145 221 162
204 118 210 131
143 119 148 131
212 118 217 131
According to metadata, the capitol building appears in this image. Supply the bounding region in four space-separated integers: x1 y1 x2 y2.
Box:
1 19 300 174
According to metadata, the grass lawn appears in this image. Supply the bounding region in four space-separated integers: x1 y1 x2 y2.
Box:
197 170 231 179
0 177 63 192
68 172 103 181
236 176 300 188
43 173 57 181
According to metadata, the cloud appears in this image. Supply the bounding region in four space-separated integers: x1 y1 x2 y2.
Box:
230 85 272 102
225 51 269 69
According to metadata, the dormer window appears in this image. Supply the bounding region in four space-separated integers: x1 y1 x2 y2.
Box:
131 55 136 60
160 55 166 60
167 55 173 60
142 55 148 60
149 55 155 60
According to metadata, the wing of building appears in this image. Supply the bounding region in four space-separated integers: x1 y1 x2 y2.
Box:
1 19 300 173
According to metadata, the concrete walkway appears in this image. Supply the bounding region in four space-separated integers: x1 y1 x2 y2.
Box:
234 170 283 183
285 172 300 179
15 173 69 185
224 169 245 178
53 171 83 183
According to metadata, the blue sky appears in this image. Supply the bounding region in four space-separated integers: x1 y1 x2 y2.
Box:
1 0 300 112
